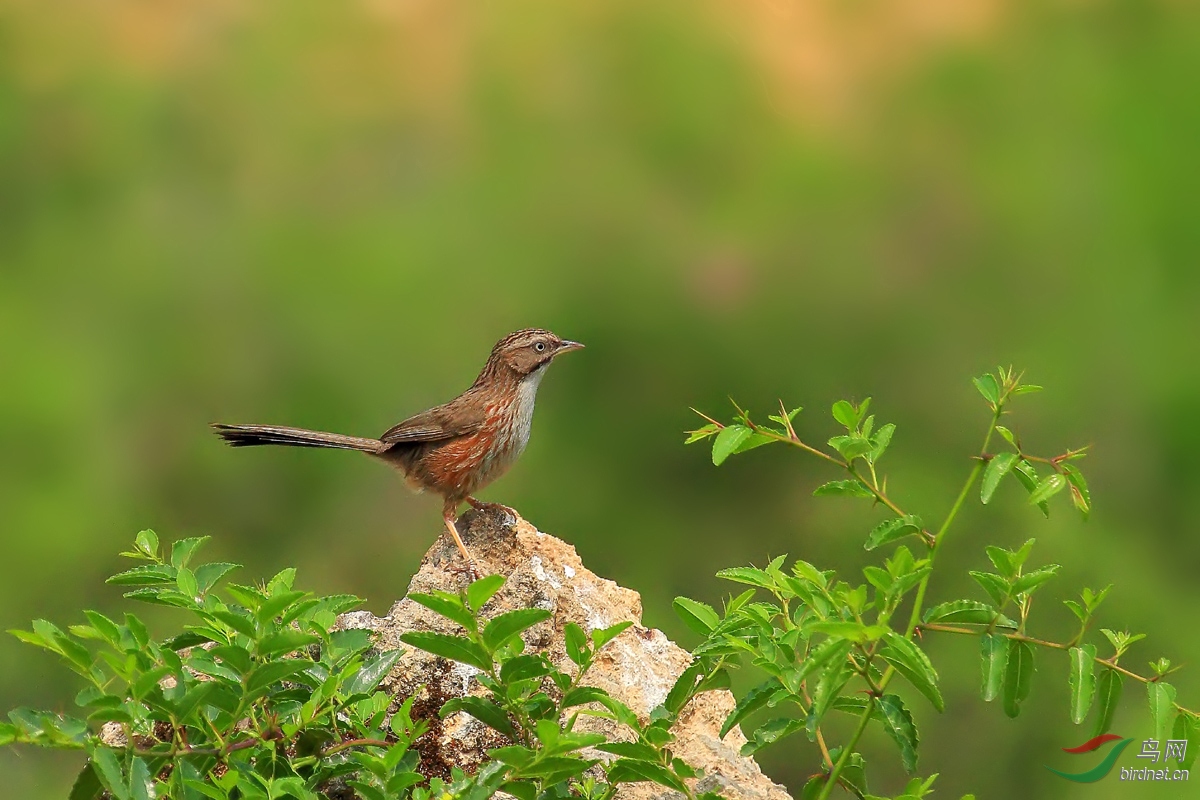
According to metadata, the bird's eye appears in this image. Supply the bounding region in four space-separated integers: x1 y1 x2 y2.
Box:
534 341 546 352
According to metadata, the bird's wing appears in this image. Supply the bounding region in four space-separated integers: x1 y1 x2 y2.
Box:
379 401 485 444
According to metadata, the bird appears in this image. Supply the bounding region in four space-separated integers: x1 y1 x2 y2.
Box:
212 328 583 576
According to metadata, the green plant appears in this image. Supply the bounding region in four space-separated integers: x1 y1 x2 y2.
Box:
681 368 1198 799
398 576 725 799
2 531 429 799
1 533 721 799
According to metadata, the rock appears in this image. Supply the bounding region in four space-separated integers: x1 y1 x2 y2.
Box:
338 506 792 800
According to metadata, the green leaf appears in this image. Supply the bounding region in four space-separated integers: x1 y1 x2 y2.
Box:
740 718 806 757
398 632 492 671
973 374 1000 405
980 634 1008 703
715 566 775 590
876 694 919 773
466 574 506 612
245 659 312 697
193 563 239 594
257 630 320 658
606 759 688 792
440 696 516 740
712 425 752 466
923 600 1013 627
720 677 784 739
981 453 1018 504
828 435 874 461
831 400 858 430
1002 640 1035 718
1149 681 1177 746
1062 463 1091 519
562 686 611 709
68 762 103 800
868 423 895 463
134 530 159 559
865 515 923 551
482 609 552 652
1068 645 1097 724
673 597 720 635
170 537 209 570
813 480 873 498
345 649 403 696
105 566 176 587
1172 712 1199 770
1028 474 1067 506
591 621 633 650
91 748 131 800
969 571 1009 607
880 632 944 713
127 757 155 800
408 592 477 632
564 622 589 667
1012 460 1050 518
995 425 1016 446
1012 565 1060 596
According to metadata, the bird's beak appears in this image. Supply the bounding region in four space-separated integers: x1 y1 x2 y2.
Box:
557 340 585 353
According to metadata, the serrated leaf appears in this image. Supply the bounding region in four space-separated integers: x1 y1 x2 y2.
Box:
712 425 752 466
193 563 239 594
828 435 874 460
981 453 1018 504
969 571 1009 607
170 537 209 570
980 634 1008 703
813 480 873 498
105 566 176 587
91 748 130 800
398 632 492 671
880 632 943 713
673 597 720 635
740 718 806 757
1068 645 1097 724
134 530 159 559
865 516 923 551
1002 640 1035 718
684 423 720 445
876 694 919 773
720 677 784 739
1172 712 1199 770
1149 682 1177 746
482 609 551 652
345 649 403 696
868 423 895 463
923 600 1013 627
606 759 687 792
1012 565 1060 596
68 762 103 800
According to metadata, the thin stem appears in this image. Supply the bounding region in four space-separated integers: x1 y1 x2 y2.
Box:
320 737 392 757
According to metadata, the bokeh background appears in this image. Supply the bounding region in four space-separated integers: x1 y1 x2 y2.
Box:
2 0 1198 797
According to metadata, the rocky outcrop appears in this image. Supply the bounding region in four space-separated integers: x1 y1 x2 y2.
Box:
338 506 791 800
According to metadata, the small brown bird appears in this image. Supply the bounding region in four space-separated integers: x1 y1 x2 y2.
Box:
212 329 583 575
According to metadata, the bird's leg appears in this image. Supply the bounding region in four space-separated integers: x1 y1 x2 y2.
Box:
443 503 482 580
466 496 519 521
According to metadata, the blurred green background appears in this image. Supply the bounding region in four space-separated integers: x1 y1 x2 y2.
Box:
2 0 1198 797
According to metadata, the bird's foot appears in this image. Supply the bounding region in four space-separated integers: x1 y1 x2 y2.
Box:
466 497 519 522
448 558 485 581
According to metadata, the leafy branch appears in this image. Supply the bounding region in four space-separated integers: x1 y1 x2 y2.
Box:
679 367 1197 799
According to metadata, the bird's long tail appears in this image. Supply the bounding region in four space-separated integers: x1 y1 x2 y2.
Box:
211 423 386 453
